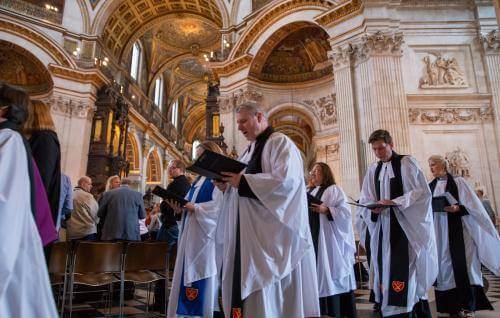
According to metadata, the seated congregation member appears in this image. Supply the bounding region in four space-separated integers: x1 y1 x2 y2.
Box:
167 141 225 318
428 155 500 318
98 177 146 241
0 82 58 316
359 129 437 318
308 162 357 318
67 176 99 241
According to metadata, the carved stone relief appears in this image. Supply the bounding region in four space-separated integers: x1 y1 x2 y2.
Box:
360 31 404 57
445 148 471 178
49 94 95 119
408 106 493 124
218 88 263 113
303 94 337 127
419 52 467 88
479 30 500 52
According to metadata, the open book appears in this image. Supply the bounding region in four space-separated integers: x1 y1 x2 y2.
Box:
187 149 247 181
347 196 398 210
152 186 188 206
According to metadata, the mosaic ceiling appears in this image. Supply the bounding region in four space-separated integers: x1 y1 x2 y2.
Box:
256 26 333 83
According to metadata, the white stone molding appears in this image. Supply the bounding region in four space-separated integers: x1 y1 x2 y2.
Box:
303 94 337 127
408 106 494 124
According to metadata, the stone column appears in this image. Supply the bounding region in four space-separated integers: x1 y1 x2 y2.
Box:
480 30 500 146
353 31 411 157
329 45 362 197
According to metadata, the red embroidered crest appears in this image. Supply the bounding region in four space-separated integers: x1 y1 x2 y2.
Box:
185 287 198 301
232 308 242 318
392 280 405 293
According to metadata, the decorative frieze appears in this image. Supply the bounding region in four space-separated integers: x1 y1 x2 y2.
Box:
360 31 404 57
408 106 493 124
49 94 95 119
303 94 337 127
418 53 467 88
218 88 263 113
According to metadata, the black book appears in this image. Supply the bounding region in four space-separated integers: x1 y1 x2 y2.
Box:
432 196 450 212
307 193 323 207
187 149 247 181
347 201 398 210
152 186 188 206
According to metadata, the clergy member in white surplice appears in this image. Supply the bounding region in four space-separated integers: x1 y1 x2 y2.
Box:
218 102 320 318
428 155 499 318
0 83 58 317
167 141 226 318
359 130 438 318
308 162 357 317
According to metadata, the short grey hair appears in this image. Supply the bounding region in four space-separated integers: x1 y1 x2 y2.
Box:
428 155 449 171
235 101 268 118
77 176 91 187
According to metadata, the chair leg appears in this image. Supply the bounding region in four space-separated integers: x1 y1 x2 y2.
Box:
60 270 68 318
68 274 74 318
119 273 124 318
145 282 151 317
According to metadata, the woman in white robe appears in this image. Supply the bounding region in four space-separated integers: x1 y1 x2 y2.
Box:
308 162 357 317
0 83 58 317
167 141 225 318
428 155 499 318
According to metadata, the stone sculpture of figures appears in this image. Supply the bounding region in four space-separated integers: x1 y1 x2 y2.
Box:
445 147 471 178
419 53 466 88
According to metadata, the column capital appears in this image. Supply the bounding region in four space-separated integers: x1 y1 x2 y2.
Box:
358 31 405 59
479 29 500 54
328 45 353 70
49 93 95 119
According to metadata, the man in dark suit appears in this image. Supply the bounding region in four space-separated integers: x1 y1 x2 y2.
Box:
98 178 146 241
157 159 191 246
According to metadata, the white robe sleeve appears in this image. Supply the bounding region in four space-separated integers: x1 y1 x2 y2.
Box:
0 131 27 298
193 187 223 239
455 177 500 275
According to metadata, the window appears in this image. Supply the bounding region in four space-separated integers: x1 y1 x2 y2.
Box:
154 76 163 109
192 140 200 160
130 42 141 81
171 99 179 128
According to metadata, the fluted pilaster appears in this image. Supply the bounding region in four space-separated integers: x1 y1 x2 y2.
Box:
480 30 500 145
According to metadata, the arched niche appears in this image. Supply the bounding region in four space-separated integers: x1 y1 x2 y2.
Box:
126 132 140 174
146 148 162 184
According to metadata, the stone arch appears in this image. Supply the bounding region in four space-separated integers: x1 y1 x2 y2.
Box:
146 147 162 184
268 102 321 132
126 132 141 173
0 20 75 68
228 1 332 60
269 105 316 149
0 40 54 95
182 104 206 144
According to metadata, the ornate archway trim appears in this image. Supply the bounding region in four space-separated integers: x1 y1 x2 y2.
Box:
315 0 363 27
229 0 333 59
0 20 74 68
211 54 253 77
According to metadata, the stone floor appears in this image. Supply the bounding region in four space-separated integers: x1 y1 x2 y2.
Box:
64 268 500 317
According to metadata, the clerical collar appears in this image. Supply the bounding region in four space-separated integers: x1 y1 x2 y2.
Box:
438 175 448 181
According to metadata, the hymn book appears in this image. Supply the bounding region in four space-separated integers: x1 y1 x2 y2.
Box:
346 196 399 210
432 192 458 212
152 186 189 206
187 149 247 181
307 193 323 207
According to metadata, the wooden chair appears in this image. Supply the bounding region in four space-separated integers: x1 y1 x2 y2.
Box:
68 242 124 318
121 242 170 317
48 241 70 317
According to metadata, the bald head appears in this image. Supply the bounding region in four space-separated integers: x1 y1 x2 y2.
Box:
78 176 92 192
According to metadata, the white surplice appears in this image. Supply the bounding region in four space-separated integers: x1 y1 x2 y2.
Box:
219 132 320 318
310 185 357 297
0 128 58 317
359 156 438 317
167 177 223 318
432 177 500 293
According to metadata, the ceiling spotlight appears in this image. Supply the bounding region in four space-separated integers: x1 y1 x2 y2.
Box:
132 95 136 99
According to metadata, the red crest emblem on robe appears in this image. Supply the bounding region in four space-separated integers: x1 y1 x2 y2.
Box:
232 308 242 318
392 280 405 293
185 287 198 301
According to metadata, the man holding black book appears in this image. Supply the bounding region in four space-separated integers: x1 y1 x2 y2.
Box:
217 101 320 317
358 129 437 317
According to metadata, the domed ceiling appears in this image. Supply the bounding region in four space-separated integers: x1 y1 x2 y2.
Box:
155 17 220 51
253 26 332 83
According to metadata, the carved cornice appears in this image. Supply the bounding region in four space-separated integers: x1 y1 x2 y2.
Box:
479 30 500 53
49 65 109 87
49 94 95 119
0 19 72 67
315 0 364 27
408 106 494 124
231 0 334 58
218 88 263 113
210 54 253 77
360 31 404 57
